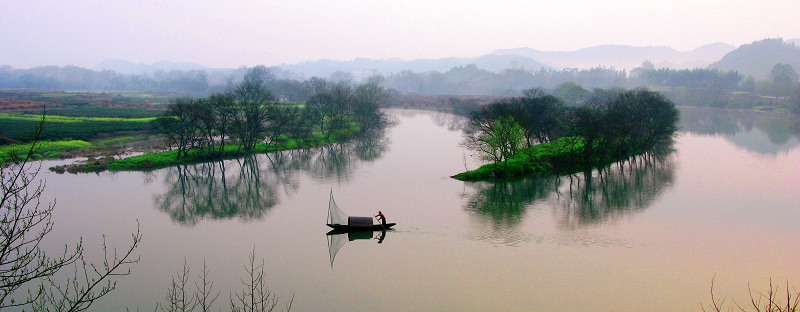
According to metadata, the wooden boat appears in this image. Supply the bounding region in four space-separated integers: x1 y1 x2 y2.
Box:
326 191 396 231
326 223 396 231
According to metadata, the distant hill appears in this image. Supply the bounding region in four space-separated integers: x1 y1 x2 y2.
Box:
89 41 752 79
274 43 735 78
491 43 735 70
276 54 552 78
93 59 209 75
709 38 800 79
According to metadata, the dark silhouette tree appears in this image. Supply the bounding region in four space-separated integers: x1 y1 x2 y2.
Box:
1 115 140 310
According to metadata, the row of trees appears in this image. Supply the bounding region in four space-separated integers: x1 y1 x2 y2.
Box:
4 61 796 112
462 87 680 167
631 61 800 104
154 68 390 159
631 62 743 91
0 65 215 95
0 63 629 98
384 65 626 96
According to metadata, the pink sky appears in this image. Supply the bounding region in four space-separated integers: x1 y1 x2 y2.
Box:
2 0 799 68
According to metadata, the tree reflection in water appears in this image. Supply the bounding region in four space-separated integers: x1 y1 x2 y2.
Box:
153 156 279 225
555 144 675 229
153 133 389 225
679 106 800 155
462 142 676 236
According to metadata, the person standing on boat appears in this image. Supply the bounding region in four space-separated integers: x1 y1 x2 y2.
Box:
375 211 386 226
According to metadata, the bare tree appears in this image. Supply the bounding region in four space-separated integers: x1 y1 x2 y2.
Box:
305 82 353 138
230 79 276 152
1 115 141 311
154 97 203 158
352 76 390 133
230 249 293 312
704 277 800 312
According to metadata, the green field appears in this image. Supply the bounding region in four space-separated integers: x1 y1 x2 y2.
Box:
0 113 156 142
0 140 92 163
29 106 166 118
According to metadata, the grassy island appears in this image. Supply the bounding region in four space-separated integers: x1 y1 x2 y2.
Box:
451 136 671 181
453 87 679 181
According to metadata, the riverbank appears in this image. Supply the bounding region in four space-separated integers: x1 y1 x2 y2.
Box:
49 127 360 173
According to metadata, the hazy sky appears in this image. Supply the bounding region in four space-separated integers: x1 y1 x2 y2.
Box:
2 0 799 69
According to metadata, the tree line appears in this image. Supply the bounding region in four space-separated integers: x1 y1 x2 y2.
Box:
154 67 390 160
631 60 800 108
4 60 797 111
461 87 680 173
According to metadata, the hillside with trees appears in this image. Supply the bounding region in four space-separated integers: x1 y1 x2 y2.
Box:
709 38 800 80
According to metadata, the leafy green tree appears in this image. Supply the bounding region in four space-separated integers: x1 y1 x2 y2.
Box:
790 86 800 116
741 75 757 93
604 88 680 151
516 89 566 145
568 100 607 163
554 81 590 104
464 114 524 166
769 63 799 96
492 116 524 165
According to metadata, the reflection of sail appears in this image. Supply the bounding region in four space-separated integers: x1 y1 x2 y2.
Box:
326 230 385 268
327 231 347 268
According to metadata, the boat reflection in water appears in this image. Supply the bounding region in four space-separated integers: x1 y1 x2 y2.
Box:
326 229 389 268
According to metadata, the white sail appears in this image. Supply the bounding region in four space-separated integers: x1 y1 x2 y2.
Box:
327 190 349 225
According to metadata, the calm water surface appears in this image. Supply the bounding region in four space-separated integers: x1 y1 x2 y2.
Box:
37 108 800 311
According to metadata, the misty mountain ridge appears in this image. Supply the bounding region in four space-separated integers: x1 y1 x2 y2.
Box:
91 39 800 79
491 42 736 70
709 38 800 79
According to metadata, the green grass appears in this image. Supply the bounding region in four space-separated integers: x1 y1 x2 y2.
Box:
40 93 78 98
92 135 144 147
0 140 92 163
106 130 352 171
452 136 663 181
35 107 166 118
452 137 581 180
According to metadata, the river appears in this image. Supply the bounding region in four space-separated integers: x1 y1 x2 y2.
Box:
33 107 800 311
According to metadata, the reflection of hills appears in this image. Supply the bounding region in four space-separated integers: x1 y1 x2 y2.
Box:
679 107 800 155
153 134 389 225
463 146 676 233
